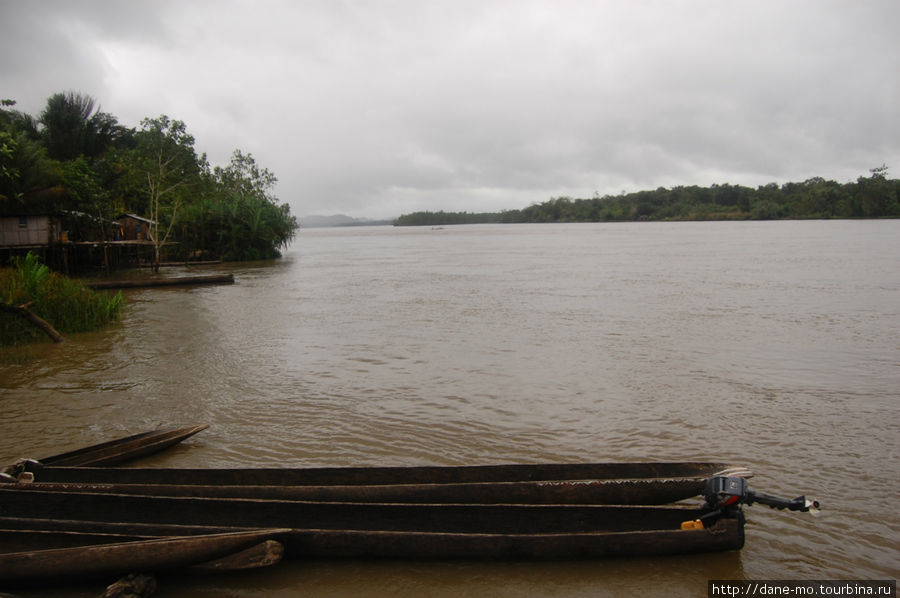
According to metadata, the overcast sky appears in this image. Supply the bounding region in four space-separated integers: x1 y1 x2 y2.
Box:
2 1 898 220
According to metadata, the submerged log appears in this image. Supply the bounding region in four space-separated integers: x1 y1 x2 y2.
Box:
0 301 64 343
85 274 234 290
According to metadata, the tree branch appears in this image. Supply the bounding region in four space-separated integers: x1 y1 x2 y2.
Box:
0 302 65 343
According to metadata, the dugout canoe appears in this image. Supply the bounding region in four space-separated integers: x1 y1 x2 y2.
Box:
84 274 234 290
31 424 208 467
0 487 745 560
0 527 288 584
15 461 752 505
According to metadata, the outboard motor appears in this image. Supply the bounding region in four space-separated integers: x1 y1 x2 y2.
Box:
704 475 819 512
682 476 819 530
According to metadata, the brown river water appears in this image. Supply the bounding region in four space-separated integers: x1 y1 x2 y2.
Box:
1 220 898 596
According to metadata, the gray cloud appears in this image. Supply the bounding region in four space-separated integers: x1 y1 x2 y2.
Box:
2 0 897 219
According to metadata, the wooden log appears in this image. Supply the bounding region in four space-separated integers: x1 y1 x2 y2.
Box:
192 540 284 571
85 274 234 290
101 573 157 598
0 302 64 343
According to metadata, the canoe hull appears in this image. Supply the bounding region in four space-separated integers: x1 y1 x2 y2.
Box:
279 519 744 560
27 461 750 484
21 461 752 505
0 520 742 563
0 528 287 584
10 477 713 504
36 424 208 467
0 488 744 560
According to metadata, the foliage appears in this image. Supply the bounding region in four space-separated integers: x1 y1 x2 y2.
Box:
38 92 127 161
132 115 203 269
395 169 900 226
0 129 62 210
1 252 123 345
177 150 296 261
0 130 17 184
0 93 298 264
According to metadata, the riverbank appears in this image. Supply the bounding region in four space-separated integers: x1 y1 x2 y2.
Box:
0 253 122 346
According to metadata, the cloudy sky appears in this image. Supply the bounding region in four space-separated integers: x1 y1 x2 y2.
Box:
2 1 898 220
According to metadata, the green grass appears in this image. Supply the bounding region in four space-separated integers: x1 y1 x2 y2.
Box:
0 252 123 345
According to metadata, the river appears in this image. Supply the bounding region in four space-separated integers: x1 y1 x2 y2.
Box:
1 220 898 596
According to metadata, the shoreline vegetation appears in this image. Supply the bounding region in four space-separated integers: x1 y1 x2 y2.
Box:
393 166 898 226
1 92 299 267
1 252 122 346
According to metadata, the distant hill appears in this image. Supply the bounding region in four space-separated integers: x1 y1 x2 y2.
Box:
300 214 393 228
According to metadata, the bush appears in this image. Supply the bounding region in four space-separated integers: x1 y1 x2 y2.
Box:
0 252 123 345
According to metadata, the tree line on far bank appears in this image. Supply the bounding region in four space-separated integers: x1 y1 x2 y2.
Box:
0 92 298 266
393 166 899 226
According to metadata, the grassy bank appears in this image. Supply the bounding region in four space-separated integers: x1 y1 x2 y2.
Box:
0 253 123 345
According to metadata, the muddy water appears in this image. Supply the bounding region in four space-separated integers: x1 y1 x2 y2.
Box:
1 221 898 596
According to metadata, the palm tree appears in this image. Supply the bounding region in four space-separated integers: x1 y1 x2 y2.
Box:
39 92 125 161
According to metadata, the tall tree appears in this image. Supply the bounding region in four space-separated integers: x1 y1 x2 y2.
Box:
133 115 202 271
39 92 125 161
854 165 898 217
1 100 62 211
210 150 297 260
213 149 278 201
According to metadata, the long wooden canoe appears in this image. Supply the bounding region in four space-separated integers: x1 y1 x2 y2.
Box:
0 527 288 584
0 523 285 576
85 274 234 290
34 424 208 467
17 461 752 505
0 487 744 560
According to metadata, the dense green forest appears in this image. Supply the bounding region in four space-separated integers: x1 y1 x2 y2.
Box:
394 166 899 226
0 92 298 263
